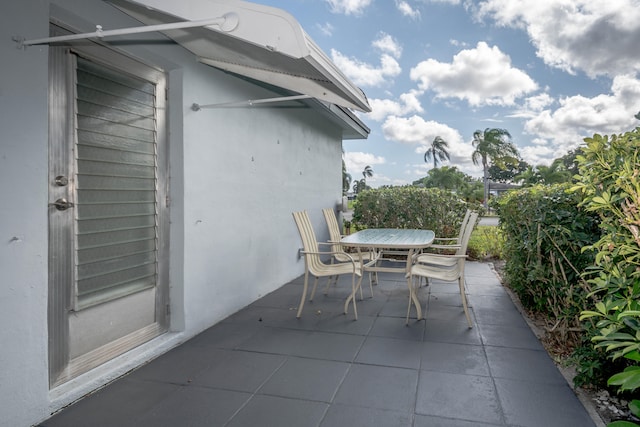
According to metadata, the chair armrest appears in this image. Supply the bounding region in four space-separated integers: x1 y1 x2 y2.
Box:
414 253 467 265
427 244 462 250
416 253 467 260
433 237 459 242
300 249 358 263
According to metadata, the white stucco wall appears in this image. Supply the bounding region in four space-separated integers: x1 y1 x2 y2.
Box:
0 1 348 426
180 64 343 332
0 2 51 426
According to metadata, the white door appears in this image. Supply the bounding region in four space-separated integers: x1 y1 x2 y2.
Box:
48 32 169 387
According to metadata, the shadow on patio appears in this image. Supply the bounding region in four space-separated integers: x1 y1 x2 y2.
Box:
40 261 599 427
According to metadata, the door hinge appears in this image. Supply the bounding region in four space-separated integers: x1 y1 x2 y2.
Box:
165 195 170 207
166 303 171 316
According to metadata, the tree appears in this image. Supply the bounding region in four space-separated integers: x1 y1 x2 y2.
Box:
558 149 580 177
488 160 529 183
536 159 572 184
415 166 483 203
423 136 450 169
460 179 485 203
362 165 373 186
515 159 572 187
471 128 519 208
342 158 352 195
515 165 540 186
423 166 465 191
352 179 368 194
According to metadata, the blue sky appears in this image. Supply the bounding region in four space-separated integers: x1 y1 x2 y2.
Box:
258 0 640 187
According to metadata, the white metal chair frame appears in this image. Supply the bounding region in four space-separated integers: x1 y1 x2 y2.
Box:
407 211 479 327
322 208 376 297
293 210 363 319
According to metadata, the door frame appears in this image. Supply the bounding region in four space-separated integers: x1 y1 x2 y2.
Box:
47 26 170 388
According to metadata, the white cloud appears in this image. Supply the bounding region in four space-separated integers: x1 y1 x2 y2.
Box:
325 0 372 15
344 152 386 185
525 75 640 138
331 49 402 87
409 42 538 106
366 90 424 121
518 139 557 167
317 22 334 36
449 39 469 47
372 33 403 59
475 0 640 78
396 0 421 19
508 93 555 118
380 115 477 175
521 74 640 163
344 152 386 171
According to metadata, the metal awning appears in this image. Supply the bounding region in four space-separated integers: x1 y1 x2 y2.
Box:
106 0 371 113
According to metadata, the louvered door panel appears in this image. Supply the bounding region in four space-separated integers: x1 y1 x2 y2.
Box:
74 57 158 310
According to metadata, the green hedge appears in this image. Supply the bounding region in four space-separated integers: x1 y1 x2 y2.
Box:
495 184 600 346
352 186 481 236
574 128 640 396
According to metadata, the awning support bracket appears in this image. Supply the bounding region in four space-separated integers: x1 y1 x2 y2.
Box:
13 13 239 49
191 94 312 110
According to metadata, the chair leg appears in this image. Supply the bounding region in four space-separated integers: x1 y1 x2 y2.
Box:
459 277 473 328
344 274 362 320
323 275 333 296
310 276 320 301
351 274 358 320
297 271 309 318
406 275 415 325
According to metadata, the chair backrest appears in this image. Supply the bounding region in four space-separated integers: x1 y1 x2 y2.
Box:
292 210 323 273
457 211 479 255
456 209 472 241
322 208 343 253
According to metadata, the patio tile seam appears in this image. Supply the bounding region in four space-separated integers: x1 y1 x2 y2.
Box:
350 360 420 374
480 342 549 352
417 366 493 378
229 347 363 364
262 322 373 337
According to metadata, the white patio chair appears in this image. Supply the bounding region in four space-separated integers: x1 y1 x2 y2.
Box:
322 207 375 297
293 210 363 319
428 208 474 251
407 211 479 327
413 209 475 288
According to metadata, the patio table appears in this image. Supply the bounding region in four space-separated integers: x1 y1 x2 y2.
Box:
340 228 435 320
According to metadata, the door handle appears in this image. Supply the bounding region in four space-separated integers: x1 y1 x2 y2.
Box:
49 198 74 211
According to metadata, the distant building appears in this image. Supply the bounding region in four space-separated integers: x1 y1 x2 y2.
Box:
489 181 521 197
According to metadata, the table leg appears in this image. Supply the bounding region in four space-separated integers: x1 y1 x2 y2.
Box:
344 273 364 319
405 249 423 322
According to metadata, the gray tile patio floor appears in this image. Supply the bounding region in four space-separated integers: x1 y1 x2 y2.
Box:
40 261 598 427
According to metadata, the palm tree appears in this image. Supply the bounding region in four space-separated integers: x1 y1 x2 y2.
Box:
352 179 367 194
362 165 373 186
424 136 450 169
515 165 540 186
471 128 519 208
342 159 352 195
537 159 571 184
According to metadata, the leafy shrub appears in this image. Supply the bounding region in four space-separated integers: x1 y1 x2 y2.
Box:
494 183 600 350
352 186 482 236
468 225 504 260
573 129 640 412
